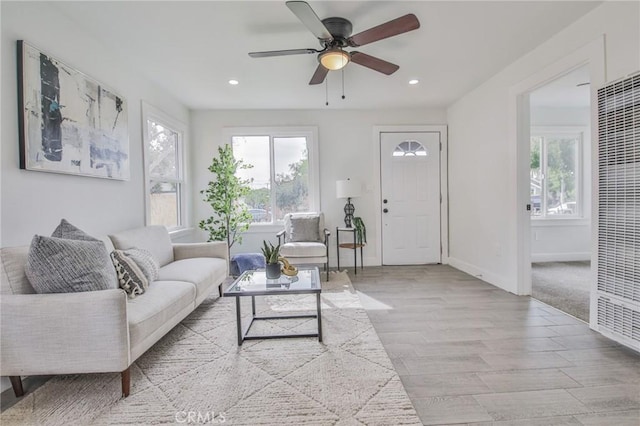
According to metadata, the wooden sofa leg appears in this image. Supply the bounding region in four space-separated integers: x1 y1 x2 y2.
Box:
9 376 24 397
121 368 130 397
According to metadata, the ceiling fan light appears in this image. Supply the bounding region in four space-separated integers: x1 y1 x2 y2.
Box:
320 50 350 71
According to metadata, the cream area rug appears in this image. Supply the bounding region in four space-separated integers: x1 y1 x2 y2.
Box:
2 271 421 425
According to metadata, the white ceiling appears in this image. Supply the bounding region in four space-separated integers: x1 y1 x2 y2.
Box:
52 1 601 110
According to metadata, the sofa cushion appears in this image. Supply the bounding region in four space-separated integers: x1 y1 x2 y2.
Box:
127 281 195 350
280 242 327 258
25 236 118 294
51 219 97 241
109 226 174 267
158 258 227 302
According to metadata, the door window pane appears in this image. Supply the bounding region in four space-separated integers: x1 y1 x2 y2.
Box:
393 140 428 157
274 137 309 220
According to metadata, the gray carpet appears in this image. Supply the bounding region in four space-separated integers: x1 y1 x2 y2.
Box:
532 261 591 322
1 271 421 425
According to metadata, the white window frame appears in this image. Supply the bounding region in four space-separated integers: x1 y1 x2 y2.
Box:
142 102 188 231
223 126 320 232
531 126 584 221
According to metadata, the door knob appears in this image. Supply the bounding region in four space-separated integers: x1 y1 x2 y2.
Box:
383 208 389 213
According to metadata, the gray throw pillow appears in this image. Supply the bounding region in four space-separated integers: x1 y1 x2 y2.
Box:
25 236 118 294
289 216 321 242
111 250 149 298
51 218 98 241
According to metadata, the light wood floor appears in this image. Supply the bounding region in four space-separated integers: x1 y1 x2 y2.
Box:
350 265 640 425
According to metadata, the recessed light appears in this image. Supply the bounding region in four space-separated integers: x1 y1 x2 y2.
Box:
228 79 239 85
409 79 419 85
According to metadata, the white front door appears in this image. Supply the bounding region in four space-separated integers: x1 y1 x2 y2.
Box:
381 132 441 265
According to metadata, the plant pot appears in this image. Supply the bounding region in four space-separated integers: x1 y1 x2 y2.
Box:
265 263 281 279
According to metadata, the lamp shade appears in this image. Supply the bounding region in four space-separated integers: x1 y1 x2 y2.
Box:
320 49 350 71
336 179 362 199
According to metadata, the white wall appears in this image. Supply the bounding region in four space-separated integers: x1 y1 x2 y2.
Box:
447 1 639 293
1 2 190 393
1 2 190 248
190 108 446 267
530 106 591 262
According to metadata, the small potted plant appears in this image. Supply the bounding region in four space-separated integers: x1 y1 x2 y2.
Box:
262 241 282 279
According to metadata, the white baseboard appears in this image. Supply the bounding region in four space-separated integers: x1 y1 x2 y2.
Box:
531 252 590 262
447 256 516 294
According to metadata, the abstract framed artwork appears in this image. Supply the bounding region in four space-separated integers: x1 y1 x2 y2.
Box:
17 40 130 180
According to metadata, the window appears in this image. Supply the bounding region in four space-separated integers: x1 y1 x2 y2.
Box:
530 129 582 218
143 103 187 229
393 140 428 157
226 127 319 226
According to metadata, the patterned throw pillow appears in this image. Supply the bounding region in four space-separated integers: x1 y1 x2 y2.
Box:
111 250 150 298
121 248 159 283
289 216 321 242
109 248 159 298
25 236 118 294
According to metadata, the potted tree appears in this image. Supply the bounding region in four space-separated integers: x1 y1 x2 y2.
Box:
199 144 253 259
261 241 281 279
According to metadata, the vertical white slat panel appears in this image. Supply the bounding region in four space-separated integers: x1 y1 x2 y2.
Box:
596 74 640 350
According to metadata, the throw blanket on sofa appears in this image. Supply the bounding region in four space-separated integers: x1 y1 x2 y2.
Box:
230 253 265 276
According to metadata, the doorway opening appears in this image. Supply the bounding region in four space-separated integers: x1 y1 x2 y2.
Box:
528 65 592 322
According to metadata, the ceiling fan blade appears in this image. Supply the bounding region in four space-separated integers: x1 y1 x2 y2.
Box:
309 64 329 85
350 52 399 75
286 1 333 41
249 48 319 58
348 14 420 47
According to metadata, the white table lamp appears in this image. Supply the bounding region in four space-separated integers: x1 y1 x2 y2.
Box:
336 179 361 227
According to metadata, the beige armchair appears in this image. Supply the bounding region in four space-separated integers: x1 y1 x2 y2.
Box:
277 212 330 280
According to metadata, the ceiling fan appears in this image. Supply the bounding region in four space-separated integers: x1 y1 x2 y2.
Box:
249 1 420 85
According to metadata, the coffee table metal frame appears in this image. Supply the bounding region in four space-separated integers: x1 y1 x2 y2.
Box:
223 267 322 346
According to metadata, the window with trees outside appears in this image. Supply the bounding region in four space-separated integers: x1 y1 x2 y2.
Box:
228 127 319 226
530 130 582 218
143 103 186 229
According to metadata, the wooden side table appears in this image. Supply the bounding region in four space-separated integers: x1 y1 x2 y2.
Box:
336 227 364 274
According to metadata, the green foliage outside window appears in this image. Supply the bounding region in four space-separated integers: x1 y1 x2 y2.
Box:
530 134 579 216
275 156 309 218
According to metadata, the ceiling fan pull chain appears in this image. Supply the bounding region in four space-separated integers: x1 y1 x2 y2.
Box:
325 77 329 106
341 66 346 100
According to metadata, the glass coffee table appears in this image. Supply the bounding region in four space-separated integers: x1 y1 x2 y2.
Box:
223 267 322 346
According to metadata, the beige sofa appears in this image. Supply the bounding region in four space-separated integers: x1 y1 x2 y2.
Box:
0 225 228 398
